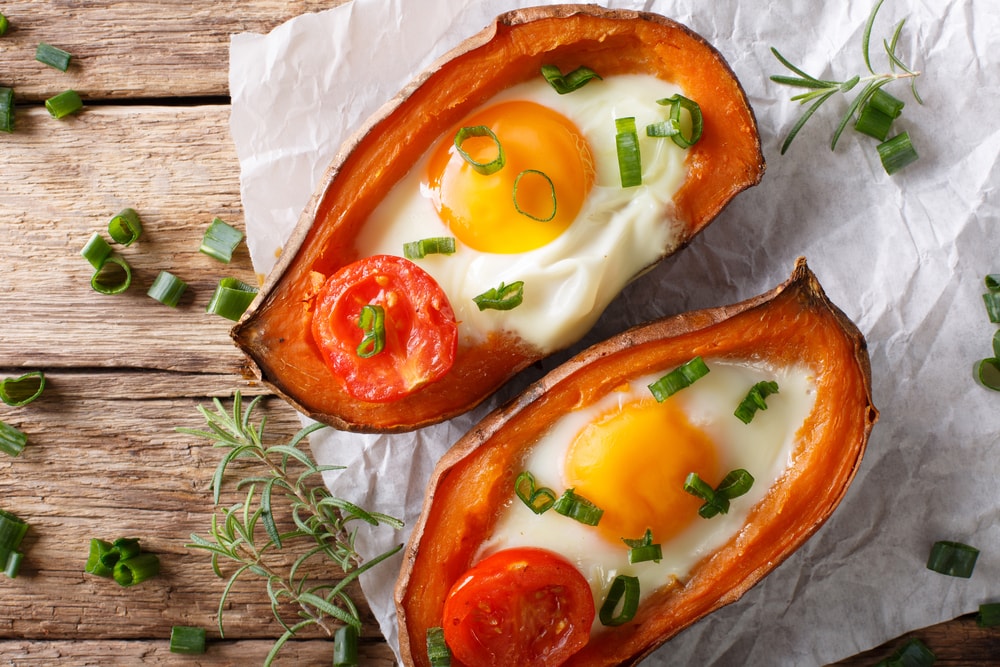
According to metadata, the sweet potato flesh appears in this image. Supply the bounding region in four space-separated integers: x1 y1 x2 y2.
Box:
395 260 877 666
233 6 764 432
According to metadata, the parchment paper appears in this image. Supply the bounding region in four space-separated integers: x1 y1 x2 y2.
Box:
228 1 1000 664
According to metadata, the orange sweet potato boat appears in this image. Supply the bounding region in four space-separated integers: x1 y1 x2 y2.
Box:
395 258 877 666
232 4 765 432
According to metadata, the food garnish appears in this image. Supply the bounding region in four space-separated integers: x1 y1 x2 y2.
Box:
926 539 979 578
147 270 188 307
200 217 244 263
45 89 83 118
0 370 45 407
206 277 258 321
771 0 922 169
35 42 72 71
178 393 403 667
0 508 28 577
169 625 207 655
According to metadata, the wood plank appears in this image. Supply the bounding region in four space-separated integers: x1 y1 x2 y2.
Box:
0 106 255 375
0 0 346 100
0 638 396 665
0 389 397 645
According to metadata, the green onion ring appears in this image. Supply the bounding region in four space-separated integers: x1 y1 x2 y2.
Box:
0 508 29 578
734 380 780 424
81 232 113 269
512 169 557 222
0 86 13 133
112 551 161 586
599 574 640 626
877 131 919 175
540 64 602 94
647 94 704 148
0 421 28 457
403 236 456 260
170 626 207 655
356 304 386 358
648 356 710 402
0 371 45 407
426 627 451 667
454 125 505 175
472 281 524 311
206 277 258 321
514 471 557 515
90 255 132 294
107 208 143 246
553 488 604 526
35 43 72 71
199 217 244 263
44 89 83 119
147 271 188 307
614 116 642 188
926 540 979 578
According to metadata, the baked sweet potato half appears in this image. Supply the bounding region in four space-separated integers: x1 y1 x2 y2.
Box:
232 4 765 432
395 258 877 667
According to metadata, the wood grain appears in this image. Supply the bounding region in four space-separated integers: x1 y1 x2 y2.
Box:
1 0 997 664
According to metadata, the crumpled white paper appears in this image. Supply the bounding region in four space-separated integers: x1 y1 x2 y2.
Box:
229 0 1000 664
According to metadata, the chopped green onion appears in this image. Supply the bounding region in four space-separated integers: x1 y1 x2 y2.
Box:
683 472 729 517
614 117 642 188
978 602 1000 628
0 508 29 578
553 488 603 526
983 292 1000 323
854 104 894 141
333 625 358 666
974 358 1000 392
599 575 640 626
81 232 113 269
84 538 116 577
684 469 754 519
454 125 505 175
0 421 28 457
108 537 142 563
148 271 188 307
107 208 143 246
472 281 524 311
993 330 1000 359
868 88 905 119
170 625 206 655
715 469 755 500
90 255 131 294
926 540 978 578
35 43 72 71
356 304 386 358
513 169 557 222
734 380 780 424
199 217 244 263
0 371 45 407
403 236 456 260
426 626 452 667
877 131 919 175
0 86 13 133
875 637 935 667
0 14 9 37
985 274 1000 292
647 94 704 148
540 64 602 94
206 277 258 321
113 551 161 586
648 356 710 402
514 471 557 515
622 529 662 564
45 89 82 119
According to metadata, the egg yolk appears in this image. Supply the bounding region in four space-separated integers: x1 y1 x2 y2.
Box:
563 397 721 546
425 100 595 254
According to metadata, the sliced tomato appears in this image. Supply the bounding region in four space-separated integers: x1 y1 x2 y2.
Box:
311 254 458 403
442 547 595 667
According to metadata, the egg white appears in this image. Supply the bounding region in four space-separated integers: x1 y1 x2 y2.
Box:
354 73 691 353
476 358 817 631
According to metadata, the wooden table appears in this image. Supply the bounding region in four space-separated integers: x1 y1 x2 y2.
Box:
1 1 997 664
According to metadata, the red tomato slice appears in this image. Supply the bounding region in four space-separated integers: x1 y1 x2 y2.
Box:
311 254 458 403
442 547 595 667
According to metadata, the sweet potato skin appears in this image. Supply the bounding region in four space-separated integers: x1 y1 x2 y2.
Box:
232 5 765 432
395 258 878 667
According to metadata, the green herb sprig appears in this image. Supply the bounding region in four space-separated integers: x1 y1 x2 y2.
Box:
179 393 403 666
770 0 922 155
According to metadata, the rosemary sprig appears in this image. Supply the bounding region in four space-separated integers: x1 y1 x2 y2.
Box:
178 392 403 666
771 0 922 154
